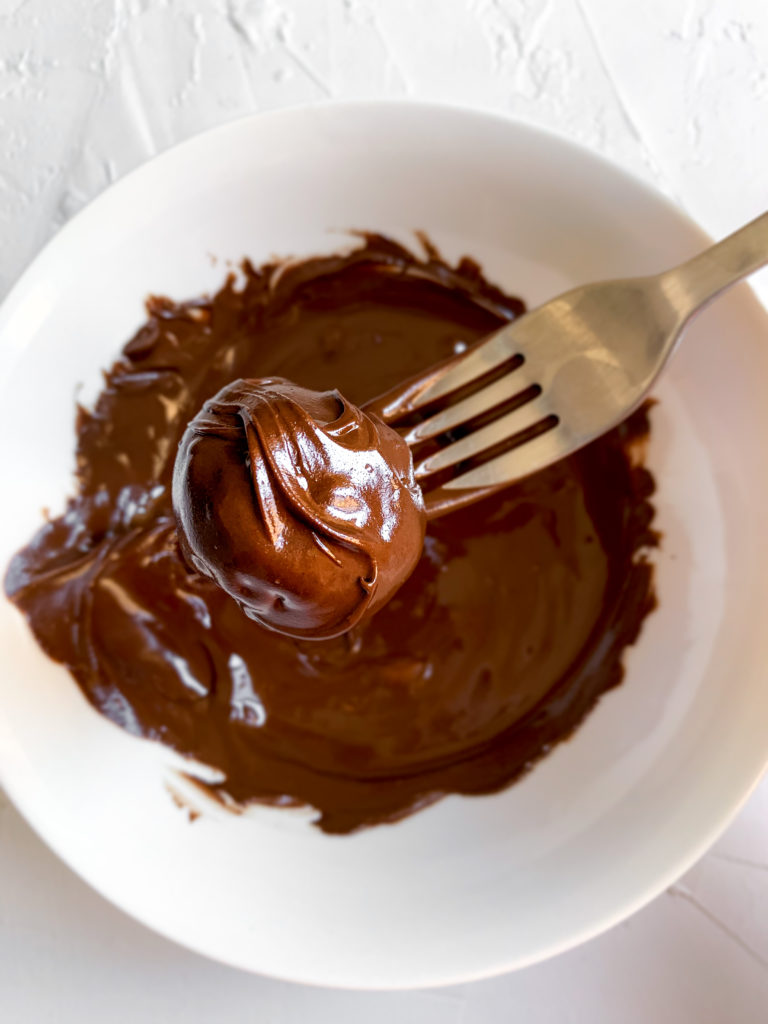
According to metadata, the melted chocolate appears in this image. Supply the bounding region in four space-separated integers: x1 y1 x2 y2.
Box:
173 377 425 640
4 235 657 834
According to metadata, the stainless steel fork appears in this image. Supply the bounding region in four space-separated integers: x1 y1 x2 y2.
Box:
367 211 768 518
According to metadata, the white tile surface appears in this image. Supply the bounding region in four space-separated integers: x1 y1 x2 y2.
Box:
1 0 767 1018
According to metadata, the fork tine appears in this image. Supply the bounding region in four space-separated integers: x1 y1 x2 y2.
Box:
414 399 553 479
376 326 521 421
436 425 566 492
408 330 518 405
402 368 532 446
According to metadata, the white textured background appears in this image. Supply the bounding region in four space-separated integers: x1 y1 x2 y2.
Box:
1 1 768 1020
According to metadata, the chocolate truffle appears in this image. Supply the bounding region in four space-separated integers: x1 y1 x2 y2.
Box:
172 377 427 640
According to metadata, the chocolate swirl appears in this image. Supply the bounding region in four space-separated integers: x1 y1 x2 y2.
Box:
172 377 426 640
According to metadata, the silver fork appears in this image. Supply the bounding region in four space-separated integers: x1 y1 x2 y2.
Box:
366 211 768 519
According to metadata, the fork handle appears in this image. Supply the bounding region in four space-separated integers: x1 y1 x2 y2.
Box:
663 210 768 321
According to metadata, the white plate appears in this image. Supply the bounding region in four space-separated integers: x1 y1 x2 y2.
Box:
1 103 768 990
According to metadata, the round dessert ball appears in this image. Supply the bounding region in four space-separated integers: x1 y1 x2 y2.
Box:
172 378 426 640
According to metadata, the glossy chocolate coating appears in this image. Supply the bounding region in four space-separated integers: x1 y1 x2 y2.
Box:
4 235 657 833
172 377 426 639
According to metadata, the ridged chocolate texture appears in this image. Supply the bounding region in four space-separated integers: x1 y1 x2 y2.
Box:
173 377 426 639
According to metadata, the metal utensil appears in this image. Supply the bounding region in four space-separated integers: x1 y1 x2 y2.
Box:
367 211 768 518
